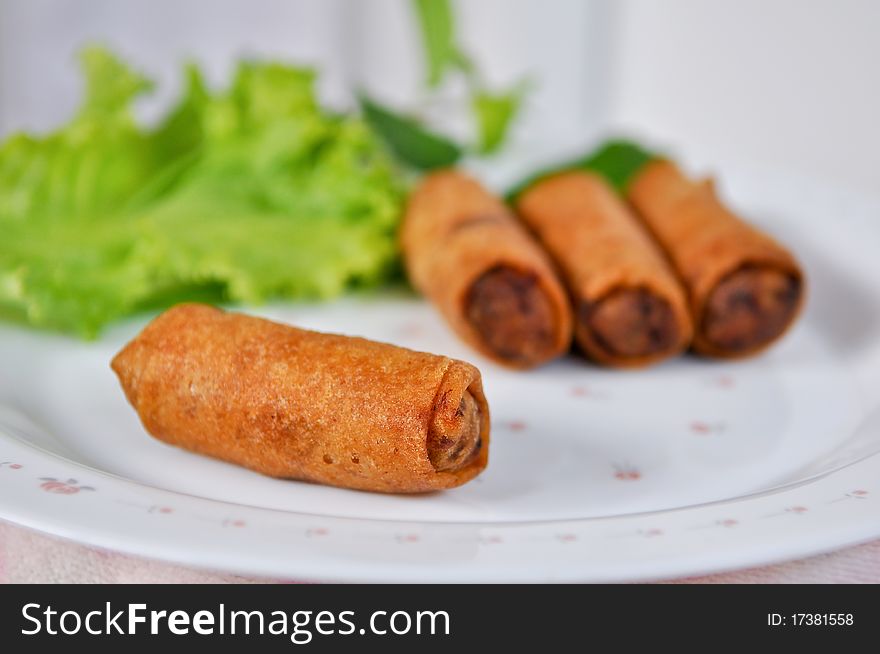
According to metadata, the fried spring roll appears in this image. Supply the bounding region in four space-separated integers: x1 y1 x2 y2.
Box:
627 161 805 358
402 170 572 369
516 171 692 367
111 304 489 493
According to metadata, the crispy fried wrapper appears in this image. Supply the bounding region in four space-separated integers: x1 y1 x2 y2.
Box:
402 170 572 369
627 160 805 358
516 171 693 367
111 304 490 493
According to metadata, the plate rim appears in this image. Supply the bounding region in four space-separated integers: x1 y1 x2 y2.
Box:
2 422 878 583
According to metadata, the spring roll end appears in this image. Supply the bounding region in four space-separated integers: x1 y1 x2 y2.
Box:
464 264 565 369
578 287 689 367
426 364 490 476
428 390 483 472
699 265 803 358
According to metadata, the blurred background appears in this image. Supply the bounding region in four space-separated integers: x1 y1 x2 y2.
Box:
1 0 878 194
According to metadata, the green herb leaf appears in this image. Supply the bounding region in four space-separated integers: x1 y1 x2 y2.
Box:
410 0 528 155
507 139 658 201
582 140 658 191
359 95 462 170
472 82 527 155
412 0 457 87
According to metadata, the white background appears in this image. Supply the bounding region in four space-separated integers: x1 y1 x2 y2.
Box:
0 0 877 195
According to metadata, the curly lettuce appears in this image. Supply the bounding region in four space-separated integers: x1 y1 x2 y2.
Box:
0 47 404 337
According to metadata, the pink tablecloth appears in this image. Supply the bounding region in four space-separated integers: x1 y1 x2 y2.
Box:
1 521 879 583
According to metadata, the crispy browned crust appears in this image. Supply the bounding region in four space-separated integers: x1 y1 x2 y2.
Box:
401 170 573 369
516 171 693 368
627 160 805 358
111 304 490 493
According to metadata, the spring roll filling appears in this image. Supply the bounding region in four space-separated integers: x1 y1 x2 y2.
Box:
582 287 679 359
465 265 559 366
702 264 801 353
427 390 483 472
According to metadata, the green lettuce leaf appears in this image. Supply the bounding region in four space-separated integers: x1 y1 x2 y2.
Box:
0 47 158 223
0 48 404 338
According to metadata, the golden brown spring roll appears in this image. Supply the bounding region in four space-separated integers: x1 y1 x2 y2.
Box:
516 171 693 367
627 160 805 358
402 170 572 369
111 304 489 493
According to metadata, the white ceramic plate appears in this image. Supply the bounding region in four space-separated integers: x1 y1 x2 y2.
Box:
1 164 880 582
